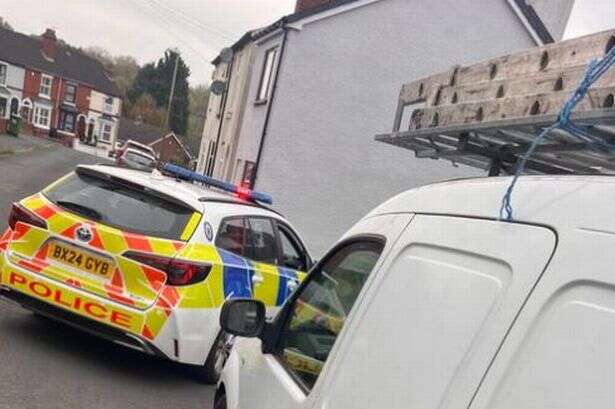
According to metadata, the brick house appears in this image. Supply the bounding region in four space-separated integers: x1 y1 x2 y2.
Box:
0 27 121 147
117 117 193 166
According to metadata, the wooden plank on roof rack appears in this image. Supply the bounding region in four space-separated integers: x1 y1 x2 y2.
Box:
379 29 615 175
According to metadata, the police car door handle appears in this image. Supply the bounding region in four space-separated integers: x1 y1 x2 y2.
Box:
252 274 264 285
287 280 298 291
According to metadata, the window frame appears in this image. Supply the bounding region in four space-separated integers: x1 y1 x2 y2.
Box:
266 235 386 393
216 215 298 267
59 111 76 133
273 220 311 271
255 46 279 104
64 83 77 104
215 216 249 258
39 74 53 98
0 97 7 119
100 121 113 142
104 96 114 113
33 104 51 129
0 62 7 85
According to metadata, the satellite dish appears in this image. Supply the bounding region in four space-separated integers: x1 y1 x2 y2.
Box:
219 47 234 64
210 80 227 96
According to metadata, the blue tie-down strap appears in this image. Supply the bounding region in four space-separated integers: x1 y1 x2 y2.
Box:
500 45 615 221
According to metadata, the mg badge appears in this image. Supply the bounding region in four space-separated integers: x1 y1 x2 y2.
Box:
76 225 93 243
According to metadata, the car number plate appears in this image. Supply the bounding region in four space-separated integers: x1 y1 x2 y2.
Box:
47 241 114 279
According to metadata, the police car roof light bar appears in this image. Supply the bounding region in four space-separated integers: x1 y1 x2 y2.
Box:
162 164 274 205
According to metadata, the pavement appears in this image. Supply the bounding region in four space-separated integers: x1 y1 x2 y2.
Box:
0 134 214 409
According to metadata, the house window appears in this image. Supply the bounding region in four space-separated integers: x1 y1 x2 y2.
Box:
0 97 7 119
39 74 53 98
104 96 113 113
59 111 76 132
0 63 7 85
100 121 113 142
33 105 51 128
256 47 278 103
64 84 77 104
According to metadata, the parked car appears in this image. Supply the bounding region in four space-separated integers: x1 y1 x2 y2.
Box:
0 164 311 383
111 139 157 160
215 175 615 409
117 148 157 171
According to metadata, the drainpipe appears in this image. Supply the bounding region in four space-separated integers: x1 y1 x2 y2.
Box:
54 77 62 132
209 56 235 177
250 24 289 189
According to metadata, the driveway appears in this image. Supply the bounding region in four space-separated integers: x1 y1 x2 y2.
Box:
0 134 214 409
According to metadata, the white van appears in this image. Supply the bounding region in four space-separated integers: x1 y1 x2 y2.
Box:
214 175 615 409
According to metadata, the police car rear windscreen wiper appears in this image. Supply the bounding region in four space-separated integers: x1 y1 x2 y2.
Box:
56 201 103 221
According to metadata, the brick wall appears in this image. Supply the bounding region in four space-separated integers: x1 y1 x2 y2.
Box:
295 0 332 13
150 134 190 166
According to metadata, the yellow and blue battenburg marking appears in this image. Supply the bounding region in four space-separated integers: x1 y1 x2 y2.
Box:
0 193 304 346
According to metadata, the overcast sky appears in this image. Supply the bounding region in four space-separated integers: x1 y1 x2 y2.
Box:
1 0 614 87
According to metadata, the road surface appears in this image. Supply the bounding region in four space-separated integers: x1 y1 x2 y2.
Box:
0 135 214 409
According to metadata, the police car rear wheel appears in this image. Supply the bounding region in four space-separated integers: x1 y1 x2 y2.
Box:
195 330 233 384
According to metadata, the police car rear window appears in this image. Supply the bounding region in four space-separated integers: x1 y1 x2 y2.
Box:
44 172 195 240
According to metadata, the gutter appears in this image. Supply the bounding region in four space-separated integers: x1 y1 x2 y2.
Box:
250 24 289 188
507 0 555 46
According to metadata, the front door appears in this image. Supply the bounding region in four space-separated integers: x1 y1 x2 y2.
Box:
77 116 86 140
231 213 412 409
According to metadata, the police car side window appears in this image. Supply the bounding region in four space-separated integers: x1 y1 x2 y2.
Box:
278 224 307 271
245 217 278 265
276 240 384 391
215 217 247 257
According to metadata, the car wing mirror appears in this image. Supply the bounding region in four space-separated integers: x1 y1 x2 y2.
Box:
220 299 266 338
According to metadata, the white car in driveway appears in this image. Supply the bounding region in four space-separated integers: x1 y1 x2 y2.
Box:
215 175 615 409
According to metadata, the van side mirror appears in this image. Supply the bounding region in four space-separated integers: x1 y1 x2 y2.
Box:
220 299 266 338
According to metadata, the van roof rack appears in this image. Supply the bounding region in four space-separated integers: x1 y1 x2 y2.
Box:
376 30 615 176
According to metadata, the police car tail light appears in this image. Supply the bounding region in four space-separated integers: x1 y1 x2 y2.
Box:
124 251 212 286
8 203 47 230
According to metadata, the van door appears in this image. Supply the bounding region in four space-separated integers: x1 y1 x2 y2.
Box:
312 215 556 409
469 227 615 409
231 213 412 409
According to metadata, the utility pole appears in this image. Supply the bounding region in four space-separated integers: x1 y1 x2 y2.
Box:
164 50 179 132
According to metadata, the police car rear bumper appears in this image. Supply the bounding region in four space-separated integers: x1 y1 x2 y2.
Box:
0 285 167 358
0 253 170 359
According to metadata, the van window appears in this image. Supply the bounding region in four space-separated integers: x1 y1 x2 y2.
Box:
276 240 384 390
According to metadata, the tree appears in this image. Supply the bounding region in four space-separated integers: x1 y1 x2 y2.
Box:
82 47 139 100
0 17 13 31
126 93 165 127
186 84 210 154
128 49 190 135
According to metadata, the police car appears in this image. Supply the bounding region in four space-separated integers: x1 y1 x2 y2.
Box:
0 163 311 383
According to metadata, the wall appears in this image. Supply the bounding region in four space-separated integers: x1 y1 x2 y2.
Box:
251 0 541 255
197 62 228 174
234 32 286 182
151 134 190 166
219 44 255 182
0 59 25 94
197 44 256 181
0 60 23 129
528 0 575 40
88 89 121 148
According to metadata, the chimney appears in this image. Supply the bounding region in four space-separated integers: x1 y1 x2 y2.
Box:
295 0 331 13
41 28 57 60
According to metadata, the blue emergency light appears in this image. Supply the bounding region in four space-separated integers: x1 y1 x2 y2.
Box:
162 163 274 205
